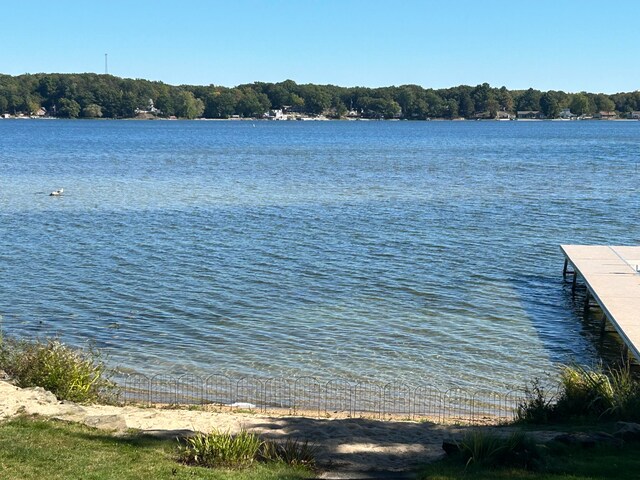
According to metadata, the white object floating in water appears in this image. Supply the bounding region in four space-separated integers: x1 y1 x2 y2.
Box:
227 402 256 409
49 188 64 196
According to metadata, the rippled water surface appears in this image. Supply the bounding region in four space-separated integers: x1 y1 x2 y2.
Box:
1 119 639 391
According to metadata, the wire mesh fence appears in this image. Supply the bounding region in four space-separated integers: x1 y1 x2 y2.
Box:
111 372 526 425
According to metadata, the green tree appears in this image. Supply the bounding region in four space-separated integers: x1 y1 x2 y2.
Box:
330 96 347 118
569 93 592 116
397 86 417 117
471 83 498 117
444 98 459 118
424 90 445 117
540 92 560 118
302 86 330 115
497 86 514 112
459 92 475 118
236 89 270 117
24 95 41 115
594 94 615 112
263 83 291 109
516 88 542 111
57 98 81 118
175 91 205 119
82 104 103 118
289 93 304 109
203 89 237 118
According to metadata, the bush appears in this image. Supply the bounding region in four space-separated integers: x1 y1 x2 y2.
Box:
0 337 113 403
178 430 316 469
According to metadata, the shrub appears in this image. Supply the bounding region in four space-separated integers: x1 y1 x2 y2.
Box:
0 337 112 403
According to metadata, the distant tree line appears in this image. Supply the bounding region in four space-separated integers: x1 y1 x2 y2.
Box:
1 73 640 119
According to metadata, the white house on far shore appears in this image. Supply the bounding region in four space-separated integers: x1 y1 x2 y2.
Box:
558 108 576 119
265 109 287 120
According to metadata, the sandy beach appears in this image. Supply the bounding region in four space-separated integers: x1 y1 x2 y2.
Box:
0 380 479 476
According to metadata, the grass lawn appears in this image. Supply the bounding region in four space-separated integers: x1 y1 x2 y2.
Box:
418 437 640 479
0 416 314 480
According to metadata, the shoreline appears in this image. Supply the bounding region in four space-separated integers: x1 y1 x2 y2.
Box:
0 380 558 474
2 116 639 122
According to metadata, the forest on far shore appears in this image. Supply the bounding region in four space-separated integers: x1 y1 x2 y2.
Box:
1 72 639 120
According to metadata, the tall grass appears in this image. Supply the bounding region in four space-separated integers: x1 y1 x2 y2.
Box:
179 430 263 468
517 362 640 423
178 430 316 469
455 431 541 469
0 336 113 403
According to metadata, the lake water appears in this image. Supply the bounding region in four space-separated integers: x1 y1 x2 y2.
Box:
1 119 638 392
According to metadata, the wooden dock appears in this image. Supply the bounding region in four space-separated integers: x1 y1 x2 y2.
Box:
561 245 640 360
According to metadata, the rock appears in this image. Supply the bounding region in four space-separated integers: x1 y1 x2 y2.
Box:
24 387 58 404
83 414 127 432
57 403 87 416
442 439 460 455
552 432 623 449
614 422 640 442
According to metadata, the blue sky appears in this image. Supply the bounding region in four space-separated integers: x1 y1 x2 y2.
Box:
3 0 639 93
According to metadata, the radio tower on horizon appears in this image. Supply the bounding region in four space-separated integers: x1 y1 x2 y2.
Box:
104 53 108 75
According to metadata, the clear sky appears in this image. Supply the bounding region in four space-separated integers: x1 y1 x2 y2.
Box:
3 0 639 93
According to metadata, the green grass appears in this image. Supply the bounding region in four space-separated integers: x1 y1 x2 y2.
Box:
419 435 640 480
0 416 314 480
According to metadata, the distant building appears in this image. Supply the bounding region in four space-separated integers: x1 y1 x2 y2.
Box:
631 111 640 119
558 108 576 119
473 111 493 120
517 110 543 119
135 99 161 115
495 110 514 120
594 111 617 120
34 107 47 117
265 109 287 120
